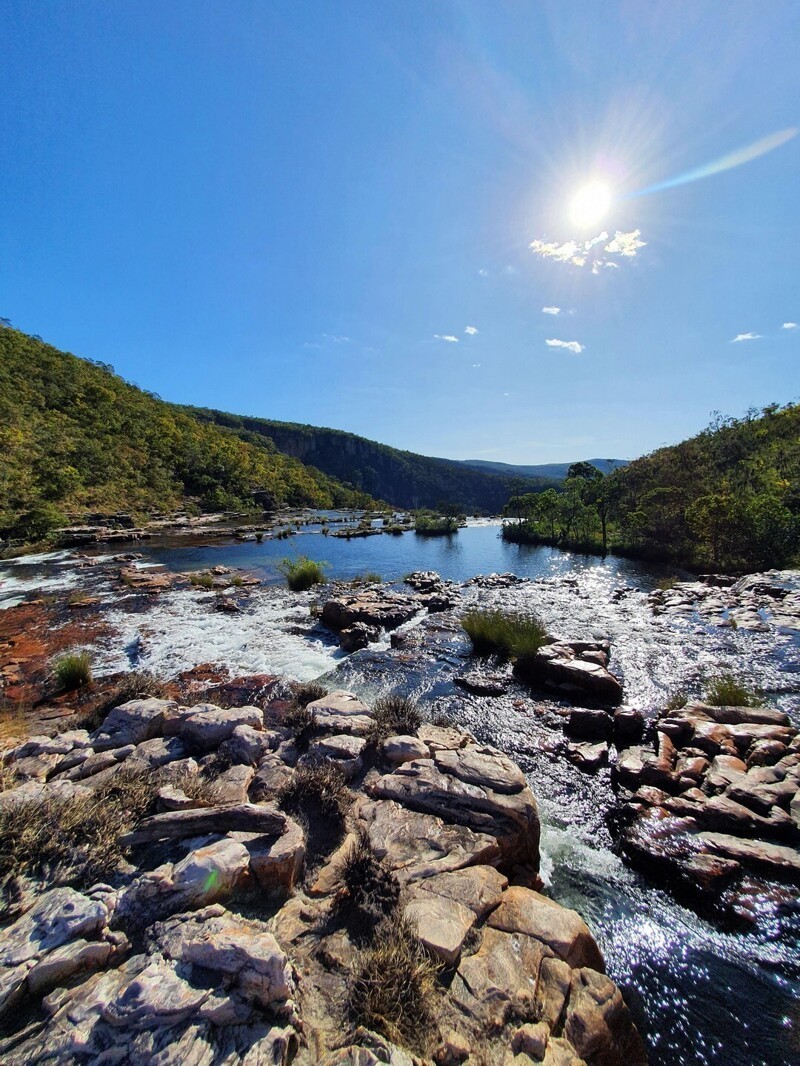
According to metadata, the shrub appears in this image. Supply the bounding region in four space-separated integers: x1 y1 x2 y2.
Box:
656 576 679 591
704 672 760 707
350 572 382 585
278 555 328 592
368 694 422 743
53 650 92 691
331 830 401 944
278 763 351 870
461 608 549 663
346 916 440 1051
189 573 214 590
414 514 459 536
0 763 160 890
292 681 328 708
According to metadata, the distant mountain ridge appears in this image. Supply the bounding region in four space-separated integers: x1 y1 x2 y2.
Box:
186 410 562 513
448 458 630 480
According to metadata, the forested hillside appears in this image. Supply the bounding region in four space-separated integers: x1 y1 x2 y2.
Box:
0 329 376 539
188 409 558 512
503 406 800 571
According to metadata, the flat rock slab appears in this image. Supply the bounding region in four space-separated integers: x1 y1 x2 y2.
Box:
487 886 604 972
355 798 501 882
305 690 374 736
92 698 176 751
454 925 548 1030
321 593 420 632
405 893 475 966
414 864 508 919
123 803 286 844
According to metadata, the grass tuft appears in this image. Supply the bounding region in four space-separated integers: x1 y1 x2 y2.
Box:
367 694 422 743
53 650 93 691
0 762 161 892
278 763 351 871
663 688 689 711
331 830 401 944
292 681 328 708
345 915 440 1052
189 573 215 590
703 672 761 707
278 555 328 592
461 608 549 663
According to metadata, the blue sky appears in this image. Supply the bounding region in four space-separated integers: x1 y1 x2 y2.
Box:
1 1 797 463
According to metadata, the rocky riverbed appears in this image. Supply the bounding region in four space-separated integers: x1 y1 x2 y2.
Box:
1 541 799 1064
0 688 645 1065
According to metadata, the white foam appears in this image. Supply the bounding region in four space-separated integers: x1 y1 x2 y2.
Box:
95 587 345 682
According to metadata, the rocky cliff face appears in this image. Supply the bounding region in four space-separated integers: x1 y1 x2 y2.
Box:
0 687 645 1065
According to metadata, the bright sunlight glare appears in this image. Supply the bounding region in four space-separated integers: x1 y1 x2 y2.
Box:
569 181 612 228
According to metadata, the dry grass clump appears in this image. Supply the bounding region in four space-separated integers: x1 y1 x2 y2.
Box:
346 915 440 1052
292 681 328 708
704 672 761 707
189 573 215 590
0 763 160 891
171 768 226 807
0 698 31 743
53 650 93 690
367 694 422 743
331 830 400 944
278 764 351 871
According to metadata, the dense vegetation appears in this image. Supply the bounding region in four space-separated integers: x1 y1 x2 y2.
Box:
188 408 559 513
0 328 376 540
503 407 800 571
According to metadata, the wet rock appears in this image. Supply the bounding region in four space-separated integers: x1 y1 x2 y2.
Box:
454 670 511 696
613 707 645 746
322 592 420 633
566 707 614 741
487 887 605 971
566 740 608 773
517 643 623 706
340 622 381 652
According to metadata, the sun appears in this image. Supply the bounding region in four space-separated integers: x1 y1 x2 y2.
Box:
569 180 612 228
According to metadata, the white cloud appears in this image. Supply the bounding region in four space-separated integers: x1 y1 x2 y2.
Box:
783 322 798 330
472 363 481 367
530 228 646 272
542 306 561 315
434 334 459 343
478 268 489 277
731 332 761 343
464 325 479 335
546 338 585 354
322 333 350 343
604 230 646 257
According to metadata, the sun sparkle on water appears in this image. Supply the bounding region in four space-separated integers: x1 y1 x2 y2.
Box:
569 180 612 228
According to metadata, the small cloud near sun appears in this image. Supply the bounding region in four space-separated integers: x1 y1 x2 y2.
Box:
530 229 645 272
731 332 761 343
782 322 798 330
478 268 489 277
472 363 481 368
546 338 585 354
434 334 459 343
464 326 479 335
542 306 561 315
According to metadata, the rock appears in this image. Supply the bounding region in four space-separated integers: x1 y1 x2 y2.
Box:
415 864 508 919
455 925 547 1029
487 887 604 971
300 733 366 781
126 735 189 769
236 818 306 894
682 702 790 727
367 749 540 867
517 644 623 706
250 752 295 801
340 622 381 652
454 670 510 696
154 908 296 1014
218 723 274 766
26 938 115 996
699 832 800 878
566 741 608 772
435 1029 471 1065
122 803 286 845
211 763 255 804
322 592 420 633
564 966 647 1065
92 697 176 751
613 707 645 746
306 690 375 736
383 734 429 766
169 704 264 750
0 887 110 1016
355 798 502 882
404 892 475 966
511 1022 550 1060
567 708 614 741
